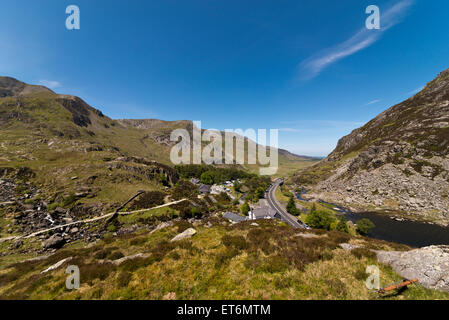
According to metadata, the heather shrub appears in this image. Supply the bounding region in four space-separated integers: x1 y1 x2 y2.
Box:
130 191 166 210
214 247 239 269
351 248 376 260
81 263 117 284
221 235 248 250
116 271 133 288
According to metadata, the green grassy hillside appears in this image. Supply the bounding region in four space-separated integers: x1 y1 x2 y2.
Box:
1 218 446 300
0 76 317 204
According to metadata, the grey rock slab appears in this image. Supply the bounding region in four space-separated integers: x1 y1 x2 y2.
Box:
170 228 197 242
376 245 449 291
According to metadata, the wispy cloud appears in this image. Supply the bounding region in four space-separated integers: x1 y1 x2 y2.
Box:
39 80 61 89
406 86 424 95
280 120 366 128
278 127 306 133
298 0 414 80
365 99 381 106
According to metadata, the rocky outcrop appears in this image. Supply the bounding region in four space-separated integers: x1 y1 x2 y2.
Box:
376 246 449 292
42 235 65 249
170 228 197 242
106 157 179 185
41 257 73 274
109 253 151 266
162 292 177 300
0 76 54 98
295 68 449 224
315 155 449 223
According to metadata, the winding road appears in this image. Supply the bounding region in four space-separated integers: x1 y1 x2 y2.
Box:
266 179 306 229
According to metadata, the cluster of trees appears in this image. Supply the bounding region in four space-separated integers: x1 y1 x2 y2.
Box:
240 202 250 216
356 218 375 235
286 196 300 216
233 181 242 193
243 176 271 202
305 205 335 231
175 165 252 184
175 165 271 203
304 204 375 235
216 191 231 204
171 200 206 219
171 180 198 200
129 191 166 210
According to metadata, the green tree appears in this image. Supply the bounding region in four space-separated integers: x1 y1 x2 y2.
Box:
240 202 250 216
191 207 203 219
200 171 214 185
356 218 375 236
253 187 265 202
305 210 335 230
218 192 231 203
286 196 299 216
159 173 169 186
233 181 242 193
336 216 349 234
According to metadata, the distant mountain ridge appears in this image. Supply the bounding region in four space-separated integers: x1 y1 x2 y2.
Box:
294 68 449 224
0 76 316 176
117 118 316 161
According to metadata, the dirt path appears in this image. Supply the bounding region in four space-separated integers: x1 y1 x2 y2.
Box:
0 199 187 242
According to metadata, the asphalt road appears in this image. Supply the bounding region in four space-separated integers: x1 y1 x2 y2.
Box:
266 179 305 229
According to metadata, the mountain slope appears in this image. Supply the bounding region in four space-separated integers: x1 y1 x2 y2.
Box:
0 76 315 169
293 68 449 224
0 77 54 98
0 76 317 206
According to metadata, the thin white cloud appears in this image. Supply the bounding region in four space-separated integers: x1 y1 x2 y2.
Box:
280 120 366 128
365 99 381 105
39 80 61 89
298 0 414 80
278 128 305 133
406 86 424 95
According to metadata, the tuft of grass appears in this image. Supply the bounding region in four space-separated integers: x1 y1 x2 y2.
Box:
1 219 448 300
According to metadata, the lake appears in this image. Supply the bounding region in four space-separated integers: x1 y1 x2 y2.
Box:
343 210 449 248
295 192 449 248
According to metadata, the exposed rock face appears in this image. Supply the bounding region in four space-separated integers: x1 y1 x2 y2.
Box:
376 246 449 292
170 228 197 242
110 253 151 266
0 76 54 97
339 243 361 251
162 292 177 300
41 257 72 274
42 235 65 250
57 96 93 127
116 119 193 131
295 68 449 224
106 157 179 185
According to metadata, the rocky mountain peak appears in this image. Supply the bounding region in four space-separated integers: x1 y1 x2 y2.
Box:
295 68 449 224
0 76 54 98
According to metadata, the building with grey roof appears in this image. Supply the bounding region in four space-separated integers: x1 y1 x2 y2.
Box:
223 212 247 223
190 178 201 185
199 184 211 194
249 206 282 221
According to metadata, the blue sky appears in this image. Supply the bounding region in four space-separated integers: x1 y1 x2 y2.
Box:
1 0 448 156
